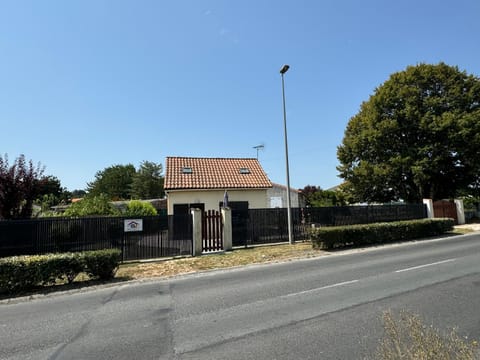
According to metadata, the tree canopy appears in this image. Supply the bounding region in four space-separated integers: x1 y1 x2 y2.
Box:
34 175 71 212
87 164 136 200
337 63 480 203
70 189 87 199
35 175 64 199
0 154 44 219
300 185 345 207
63 194 120 217
87 161 165 200
131 161 164 199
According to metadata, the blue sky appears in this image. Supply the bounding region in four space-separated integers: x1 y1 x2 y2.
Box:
1 0 479 192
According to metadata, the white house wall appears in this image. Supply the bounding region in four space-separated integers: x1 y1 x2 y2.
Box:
167 189 269 214
266 186 301 208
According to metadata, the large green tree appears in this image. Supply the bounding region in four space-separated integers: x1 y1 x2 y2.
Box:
131 161 164 199
70 189 87 199
0 154 44 219
87 164 136 200
35 175 64 199
300 185 345 207
34 175 70 212
337 63 480 203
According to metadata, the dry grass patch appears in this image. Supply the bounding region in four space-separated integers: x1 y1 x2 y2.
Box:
377 310 479 360
116 242 325 280
452 224 480 235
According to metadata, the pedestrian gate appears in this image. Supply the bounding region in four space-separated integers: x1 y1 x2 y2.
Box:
203 210 223 252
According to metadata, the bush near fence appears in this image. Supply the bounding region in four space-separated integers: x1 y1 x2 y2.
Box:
0 249 121 294
310 218 454 250
241 204 427 247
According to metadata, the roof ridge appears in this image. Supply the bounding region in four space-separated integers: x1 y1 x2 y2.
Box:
166 156 258 160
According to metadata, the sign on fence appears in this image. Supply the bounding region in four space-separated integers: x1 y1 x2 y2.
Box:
124 219 143 232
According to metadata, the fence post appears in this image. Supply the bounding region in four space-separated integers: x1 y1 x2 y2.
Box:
222 207 232 251
121 232 126 262
422 199 434 219
454 199 466 225
191 208 203 256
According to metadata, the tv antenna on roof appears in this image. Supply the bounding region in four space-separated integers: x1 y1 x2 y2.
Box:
253 144 265 159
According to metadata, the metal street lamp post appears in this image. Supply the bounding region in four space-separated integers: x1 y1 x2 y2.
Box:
280 64 294 245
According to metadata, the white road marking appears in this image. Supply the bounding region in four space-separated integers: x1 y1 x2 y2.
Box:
281 280 359 299
395 258 456 273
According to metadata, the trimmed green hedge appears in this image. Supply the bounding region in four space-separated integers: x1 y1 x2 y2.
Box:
310 218 454 250
82 249 121 280
0 249 121 294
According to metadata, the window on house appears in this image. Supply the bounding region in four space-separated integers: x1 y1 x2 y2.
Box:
182 167 193 174
239 168 250 174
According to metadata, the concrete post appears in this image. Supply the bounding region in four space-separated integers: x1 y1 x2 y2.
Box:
222 207 232 251
454 199 466 225
423 199 434 219
191 208 203 256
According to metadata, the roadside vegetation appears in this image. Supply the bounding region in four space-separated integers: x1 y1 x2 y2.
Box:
117 241 320 279
311 218 454 250
376 310 479 360
0 249 121 295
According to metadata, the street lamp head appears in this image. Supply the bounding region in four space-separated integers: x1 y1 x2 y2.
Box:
280 64 290 74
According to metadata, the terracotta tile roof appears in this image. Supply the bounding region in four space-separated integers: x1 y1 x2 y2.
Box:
165 157 272 190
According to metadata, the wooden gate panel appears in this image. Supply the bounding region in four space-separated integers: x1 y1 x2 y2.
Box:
433 200 458 224
202 210 223 252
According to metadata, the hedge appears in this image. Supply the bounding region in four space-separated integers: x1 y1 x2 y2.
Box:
0 249 121 294
310 218 454 250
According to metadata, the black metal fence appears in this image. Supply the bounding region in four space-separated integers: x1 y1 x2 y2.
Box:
236 204 427 247
0 215 192 261
235 208 306 247
0 204 427 259
465 210 479 221
304 204 427 227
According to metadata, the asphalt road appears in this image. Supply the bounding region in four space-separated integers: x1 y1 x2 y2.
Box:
1 233 480 360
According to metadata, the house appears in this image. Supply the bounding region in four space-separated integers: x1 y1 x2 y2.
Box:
164 157 273 215
267 183 305 208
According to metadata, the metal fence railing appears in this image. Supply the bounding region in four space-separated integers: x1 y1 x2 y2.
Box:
0 204 427 258
0 215 192 261
304 204 427 227
236 208 306 247
235 204 427 247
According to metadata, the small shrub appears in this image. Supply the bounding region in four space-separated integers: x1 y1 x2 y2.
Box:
81 249 121 280
0 256 41 293
0 252 85 294
124 200 158 216
377 310 479 359
39 253 84 284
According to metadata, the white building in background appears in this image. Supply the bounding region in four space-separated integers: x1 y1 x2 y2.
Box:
267 183 305 208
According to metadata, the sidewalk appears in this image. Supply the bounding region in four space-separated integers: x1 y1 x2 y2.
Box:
455 223 480 231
